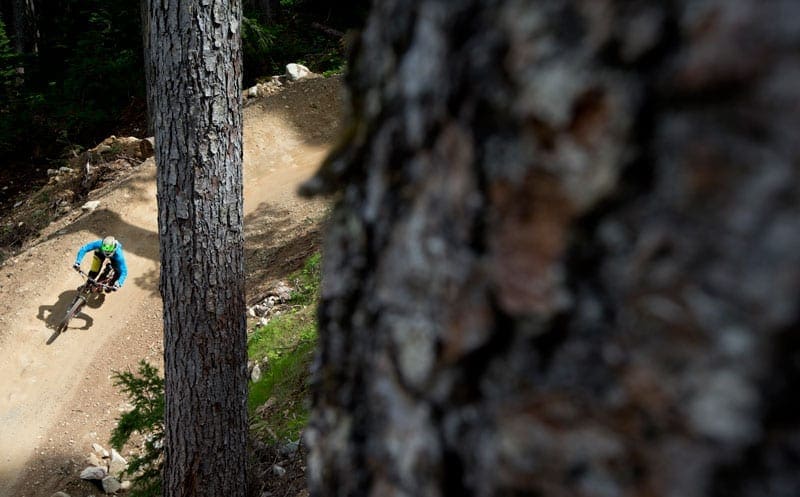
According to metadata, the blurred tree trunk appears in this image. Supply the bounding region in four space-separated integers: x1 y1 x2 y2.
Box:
10 0 35 56
258 0 276 22
303 1 800 496
13 0 34 55
2 0 36 81
150 0 247 496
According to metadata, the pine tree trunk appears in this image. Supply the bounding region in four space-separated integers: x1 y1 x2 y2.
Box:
140 0 154 136
304 1 800 496
10 0 35 55
150 1 247 496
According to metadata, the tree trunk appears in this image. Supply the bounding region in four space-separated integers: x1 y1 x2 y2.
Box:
258 0 275 22
150 0 247 496
10 0 35 55
140 0 154 136
303 1 800 496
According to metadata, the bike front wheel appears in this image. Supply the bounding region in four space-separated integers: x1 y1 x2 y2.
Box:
47 296 86 344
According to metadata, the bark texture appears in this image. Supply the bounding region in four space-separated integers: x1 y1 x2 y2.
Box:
140 0 154 136
151 1 247 496
304 1 800 496
10 0 35 56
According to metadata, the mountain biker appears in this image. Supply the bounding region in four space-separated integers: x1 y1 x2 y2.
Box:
73 235 128 292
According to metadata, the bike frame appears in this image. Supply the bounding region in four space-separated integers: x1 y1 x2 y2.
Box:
47 267 116 343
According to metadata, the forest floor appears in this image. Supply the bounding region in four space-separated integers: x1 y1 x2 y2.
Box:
0 75 343 497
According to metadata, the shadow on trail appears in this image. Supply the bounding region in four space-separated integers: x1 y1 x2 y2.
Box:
41 208 160 265
248 76 344 149
244 201 325 303
37 289 108 344
2 450 103 497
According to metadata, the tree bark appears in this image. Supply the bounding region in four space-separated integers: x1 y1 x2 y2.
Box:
150 1 247 496
304 1 800 496
10 0 35 55
140 0 154 136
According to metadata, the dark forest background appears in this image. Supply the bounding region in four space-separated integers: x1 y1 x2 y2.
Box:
0 0 366 183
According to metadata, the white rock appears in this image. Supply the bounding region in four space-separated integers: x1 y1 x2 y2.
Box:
82 201 101 211
109 448 128 476
50 492 71 497
271 464 286 477
80 466 107 480
86 452 103 467
286 63 312 81
271 281 292 302
251 363 262 383
120 480 132 490
102 475 122 494
280 440 299 457
247 85 259 98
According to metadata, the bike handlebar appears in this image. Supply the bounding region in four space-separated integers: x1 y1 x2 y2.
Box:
73 266 117 291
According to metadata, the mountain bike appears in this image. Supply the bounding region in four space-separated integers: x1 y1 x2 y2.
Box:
46 266 116 344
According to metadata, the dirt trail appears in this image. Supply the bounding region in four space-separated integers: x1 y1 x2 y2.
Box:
0 76 341 497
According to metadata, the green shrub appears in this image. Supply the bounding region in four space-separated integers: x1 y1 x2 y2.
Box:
110 361 164 497
289 252 321 305
242 16 278 66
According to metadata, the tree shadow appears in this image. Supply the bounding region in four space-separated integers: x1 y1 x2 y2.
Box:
246 76 345 149
2 449 113 497
36 208 160 267
244 201 326 303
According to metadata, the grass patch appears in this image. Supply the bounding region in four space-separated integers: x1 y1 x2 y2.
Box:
248 305 316 362
247 251 320 443
289 251 321 305
249 339 316 442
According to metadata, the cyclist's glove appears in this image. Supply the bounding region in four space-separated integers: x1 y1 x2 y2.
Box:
72 262 81 271
112 281 121 291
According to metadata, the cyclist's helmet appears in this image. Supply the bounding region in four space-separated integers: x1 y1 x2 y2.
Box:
101 236 118 257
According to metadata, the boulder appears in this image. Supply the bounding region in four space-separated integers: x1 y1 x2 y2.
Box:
109 448 128 477
286 63 312 81
280 440 300 457
269 281 292 302
81 201 100 211
246 85 259 98
251 363 262 383
139 137 155 159
90 136 143 159
86 452 103 467
92 442 108 457
80 466 107 480
102 475 122 494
